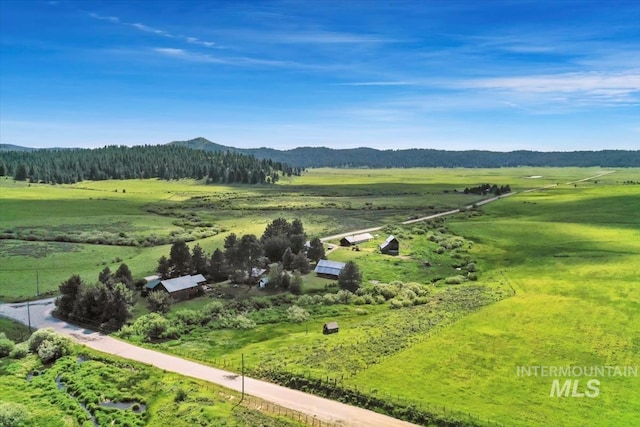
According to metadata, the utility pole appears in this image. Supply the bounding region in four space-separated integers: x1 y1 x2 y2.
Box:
233 353 245 409
241 353 245 401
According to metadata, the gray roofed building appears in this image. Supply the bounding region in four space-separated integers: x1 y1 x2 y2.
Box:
379 235 399 255
314 259 346 278
340 233 374 246
323 321 339 334
145 274 206 301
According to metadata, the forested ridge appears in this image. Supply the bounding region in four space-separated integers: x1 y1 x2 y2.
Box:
0 144 301 184
169 138 640 168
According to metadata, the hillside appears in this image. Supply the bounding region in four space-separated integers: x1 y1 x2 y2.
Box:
168 138 640 168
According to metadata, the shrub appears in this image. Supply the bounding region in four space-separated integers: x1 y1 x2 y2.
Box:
389 299 403 310
0 337 15 357
146 291 173 314
26 329 71 363
322 294 337 305
202 301 224 318
131 313 171 341
444 275 466 285
220 314 256 329
352 296 366 305
468 273 478 281
378 285 398 300
9 342 28 359
28 328 57 353
162 326 181 340
0 402 29 427
297 295 314 306
354 308 368 315
467 262 477 272
287 305 310 323
175 389 188 402
335 290 354 304
175 309 204 326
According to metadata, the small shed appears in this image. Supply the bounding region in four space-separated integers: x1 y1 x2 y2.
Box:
323 321 339 335
340 233 374 246
314 259 346 279
379 235 399 255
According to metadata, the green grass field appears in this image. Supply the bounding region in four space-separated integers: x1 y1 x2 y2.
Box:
353 175 640 426
0 167 612 300
1 167 638 426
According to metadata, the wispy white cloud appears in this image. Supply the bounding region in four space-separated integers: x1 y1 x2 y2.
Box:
152 47 290 67
89 13 120 24
461 71 640 106
334 81 417 86
89 13 216 48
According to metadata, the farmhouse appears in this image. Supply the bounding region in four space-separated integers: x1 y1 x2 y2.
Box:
314 259 346 279
340 233 374 246
145 274 206 301
323 321 339 334
379 235 400 255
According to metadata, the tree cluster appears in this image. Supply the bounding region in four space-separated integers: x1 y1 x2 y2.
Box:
0 144 298 185
55 268 135 331
463 183 511 196
156 218 326 289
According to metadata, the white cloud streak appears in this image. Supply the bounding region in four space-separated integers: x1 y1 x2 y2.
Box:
152 47 290 67
89 13 216 48
461 71 640 106
334 81 417 86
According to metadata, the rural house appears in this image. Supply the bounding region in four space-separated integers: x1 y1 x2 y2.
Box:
323 321 339 334
145 274 206 301
314 259 346 279
339 233 374 246
379 235 400 255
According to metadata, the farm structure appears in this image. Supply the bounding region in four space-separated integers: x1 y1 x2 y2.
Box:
314 259 346 279
379 235 400 255
340 233 374 246
145 274 206 301
323 321 339 334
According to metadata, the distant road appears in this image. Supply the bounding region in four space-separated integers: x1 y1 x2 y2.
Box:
322 170 615 241
0 300 418 427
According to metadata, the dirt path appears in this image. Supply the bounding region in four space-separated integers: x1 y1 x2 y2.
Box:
0 300 418 427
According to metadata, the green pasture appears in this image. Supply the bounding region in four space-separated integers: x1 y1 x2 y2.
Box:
0 317 30 343
353 179 640 426
1 167 638 426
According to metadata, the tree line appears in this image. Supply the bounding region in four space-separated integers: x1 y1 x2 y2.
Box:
463 183 511 196
167 138 640 168
0 144 301 185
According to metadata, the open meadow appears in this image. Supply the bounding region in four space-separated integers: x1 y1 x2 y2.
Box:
1 167 638 427
0 167 608 300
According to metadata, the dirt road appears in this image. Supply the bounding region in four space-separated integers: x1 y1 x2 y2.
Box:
0 300 418 427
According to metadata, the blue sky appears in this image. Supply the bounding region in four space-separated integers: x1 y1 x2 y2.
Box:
1 0 638 151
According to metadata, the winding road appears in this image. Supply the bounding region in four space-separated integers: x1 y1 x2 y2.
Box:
0 170 614 426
